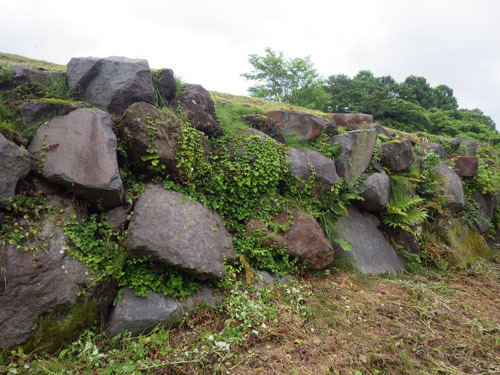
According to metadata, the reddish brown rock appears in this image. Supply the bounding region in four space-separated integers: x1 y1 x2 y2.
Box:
246 208 333 269
266 110 325 141
453 156 478 178
330 113 373 130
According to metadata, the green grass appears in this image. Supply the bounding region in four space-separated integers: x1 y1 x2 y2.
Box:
0 52 66 72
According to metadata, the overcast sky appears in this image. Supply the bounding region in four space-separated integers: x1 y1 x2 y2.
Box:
2 0 499 129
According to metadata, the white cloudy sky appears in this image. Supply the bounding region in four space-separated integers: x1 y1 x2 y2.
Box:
1 0 499 129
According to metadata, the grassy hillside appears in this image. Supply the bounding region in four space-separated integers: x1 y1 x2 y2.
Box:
0 52 66 71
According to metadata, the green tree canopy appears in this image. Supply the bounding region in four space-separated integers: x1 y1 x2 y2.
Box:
242 48 328 110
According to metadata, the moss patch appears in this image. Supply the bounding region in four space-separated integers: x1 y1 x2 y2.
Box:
20 300 98 354
428 216 493 268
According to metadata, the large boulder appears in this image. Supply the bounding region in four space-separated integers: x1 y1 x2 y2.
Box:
330 113 373 131
332 129 377 184
18 100 91 126
11 65 65 87
127 186 235 279
453 156 478 178
67 56 154 114
472 192 494 233
434 164 465 212
356 172 390 212
153 69 176 102
29 109 123 208
178 84 221 136
333 205 404 274
0 134 31 207
0 196 106 351
419 141 448 160
379 139 415 172
240 114 285 143
450 137 477 156
266 110 325 141
287 147 339 190
118 102 210 176
107 286 223 337
246 208 334 270
432 216 493 268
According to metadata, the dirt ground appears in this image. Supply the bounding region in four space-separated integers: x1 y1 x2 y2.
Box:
167 260 500 375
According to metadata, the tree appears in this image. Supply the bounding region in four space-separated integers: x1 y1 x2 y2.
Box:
242 48 328 110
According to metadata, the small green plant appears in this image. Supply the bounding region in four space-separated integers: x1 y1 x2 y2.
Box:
0 192 54 251
382 175 428 234
64 213 198 299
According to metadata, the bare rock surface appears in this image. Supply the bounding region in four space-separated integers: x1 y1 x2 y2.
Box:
330 113 373 130
127 186 235 279
266 110 325 141
356 172 390 212
246 208 334 270
11 65 65 86
178 84 221 136
434 164 465 212
18 100 91 126
0 134 31 207
29 108 123 208
332 129 377 184
67 56 154 114
287 147 339 189
107 286 223 336
379 139 415 172
332 205 404 275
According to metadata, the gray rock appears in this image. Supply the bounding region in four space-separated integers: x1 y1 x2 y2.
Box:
67 56 154 114
240 114 284 143
11 65 65 87
472 192 494 233
107 285 223 336
254 270 293 288
420 141 448 160
153 69 176 102
119 102 178 175
29 109 123 208
450 137 478 156
332 129 377 184
372 123 393 139
0 196 103 350
357 172 390 212
324 119 338 136
434 164 465 212
379 139 415 172
127 186 235 279
0 134 31 207
32 176 59 195
218 99 232 106
287 147 339 189
104 205 129 231
266 110 325 141
330 113 373 130
18 100 91 126
178 84 221 136
332 205 404 274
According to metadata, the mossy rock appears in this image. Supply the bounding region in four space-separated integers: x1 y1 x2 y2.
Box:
20 300 99 354
429 216 493 268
